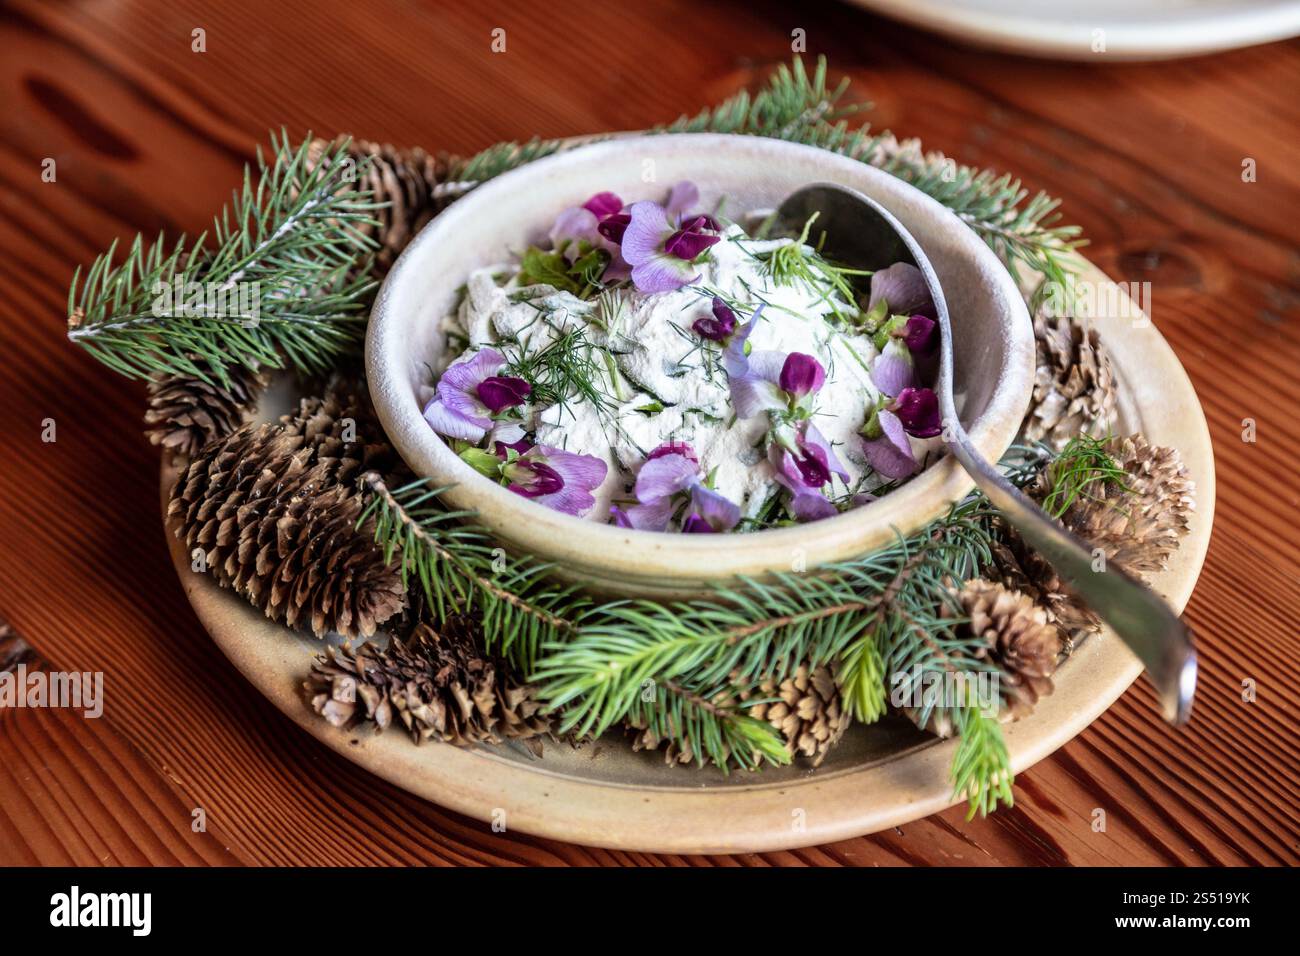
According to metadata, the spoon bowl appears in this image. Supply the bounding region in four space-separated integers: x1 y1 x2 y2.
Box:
776 183 1197 724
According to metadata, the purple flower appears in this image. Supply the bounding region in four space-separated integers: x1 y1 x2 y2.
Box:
771 422 849 491
423 349 529 442
621 201 721 294
692 297 738 343
583 191 623 219
891 387 942 438
597 213 631 244
665 181 699 220
624 443 739 533
549 191 631 279
901 314 937 353
867 262 934 319
609 505 634 528
502 444 606 517
726 315 827 420
789 493 839 522
861 408 918 480
778 352 825 398
870 339 914 397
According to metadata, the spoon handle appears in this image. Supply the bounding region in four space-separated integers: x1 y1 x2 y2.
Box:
946 428 1197 724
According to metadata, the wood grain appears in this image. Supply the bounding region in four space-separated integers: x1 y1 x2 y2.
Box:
0 0 1296 866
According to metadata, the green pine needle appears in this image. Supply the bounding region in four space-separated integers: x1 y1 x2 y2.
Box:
66 131 380 385
1041 433 1132 518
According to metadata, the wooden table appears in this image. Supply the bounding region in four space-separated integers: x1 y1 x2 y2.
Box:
1 0 1296 867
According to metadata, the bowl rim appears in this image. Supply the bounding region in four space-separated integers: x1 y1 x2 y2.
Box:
366 132 1034 586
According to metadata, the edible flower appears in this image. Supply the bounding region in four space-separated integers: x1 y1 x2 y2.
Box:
621 199 722 293
858 387 943 480
501 444 607 517
769 421 849 521
725 314 827 420
623 442 740 533
692 296 739 343
865 262 934 325
423 349 531 442
549 191 631 280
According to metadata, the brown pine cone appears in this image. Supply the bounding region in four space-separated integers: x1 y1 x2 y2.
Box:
1037 434 1194 576
308 137 460 277
1022 311 1117 449
957 579 1062 719
305 618 550 746
628 663 850 768
144 362 268 459
168 386 405 638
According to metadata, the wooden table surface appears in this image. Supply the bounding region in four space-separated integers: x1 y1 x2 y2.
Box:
1 0 1297 867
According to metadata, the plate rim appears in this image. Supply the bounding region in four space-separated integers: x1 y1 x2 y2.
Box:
161 260 1215 854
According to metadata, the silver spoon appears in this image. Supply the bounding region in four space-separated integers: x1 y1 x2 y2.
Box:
774 183 1196 724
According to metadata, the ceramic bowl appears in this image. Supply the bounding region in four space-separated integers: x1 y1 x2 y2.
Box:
366 133 1034 596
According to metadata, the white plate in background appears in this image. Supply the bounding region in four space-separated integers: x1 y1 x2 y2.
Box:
847 0 1300 60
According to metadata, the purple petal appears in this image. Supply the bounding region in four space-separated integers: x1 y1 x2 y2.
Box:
801 423 850 483
634 452 698 503
663 226 719 261
902 314 938 354
870 340 914 396
892 387 942 438
476 375 531 413
507 460 565 497
423 400 487 442
868 262 933 317
665 181 699 220
680 513 715 534
778 352 825 398
438 348 505 422
609 505 634 529
862 410 918 480
597 213 631 245
548 206 600 252
538 446 608 492
630 254 697 294
721 308 764 377
620 201 671 267
690 297 738 342
583 192 623 220
625 498 678 532
790 494 838 522
688 484 741 532
730 374 786 419
646 441 697 463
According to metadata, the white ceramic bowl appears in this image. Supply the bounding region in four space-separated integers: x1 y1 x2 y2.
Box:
367 133 1033 596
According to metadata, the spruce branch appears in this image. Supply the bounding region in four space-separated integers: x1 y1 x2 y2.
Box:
358 473 590 674
67 131 381 384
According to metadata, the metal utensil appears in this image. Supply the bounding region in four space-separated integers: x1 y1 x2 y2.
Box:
774 183 1196 724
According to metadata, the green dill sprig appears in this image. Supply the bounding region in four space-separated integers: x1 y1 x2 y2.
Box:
66 132 380 385
496 315 619 419
754 211 870 323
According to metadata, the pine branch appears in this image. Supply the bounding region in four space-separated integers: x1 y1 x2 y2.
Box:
67 131 381 385
358 472 590 674
627 674 791 772
445 56 1080 292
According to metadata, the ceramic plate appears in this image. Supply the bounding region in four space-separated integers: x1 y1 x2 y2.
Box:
847 0 1300 60
162 258 1214 854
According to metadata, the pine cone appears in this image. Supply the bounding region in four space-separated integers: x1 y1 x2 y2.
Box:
305 618 550 746
956 579 1062 719
1039 434 1194 576
144 362 268 459
742 664 850 767
991 434 1194 651
628 664 850 768
1022 312 1117 448
168 386 405 638
308 137 459 277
